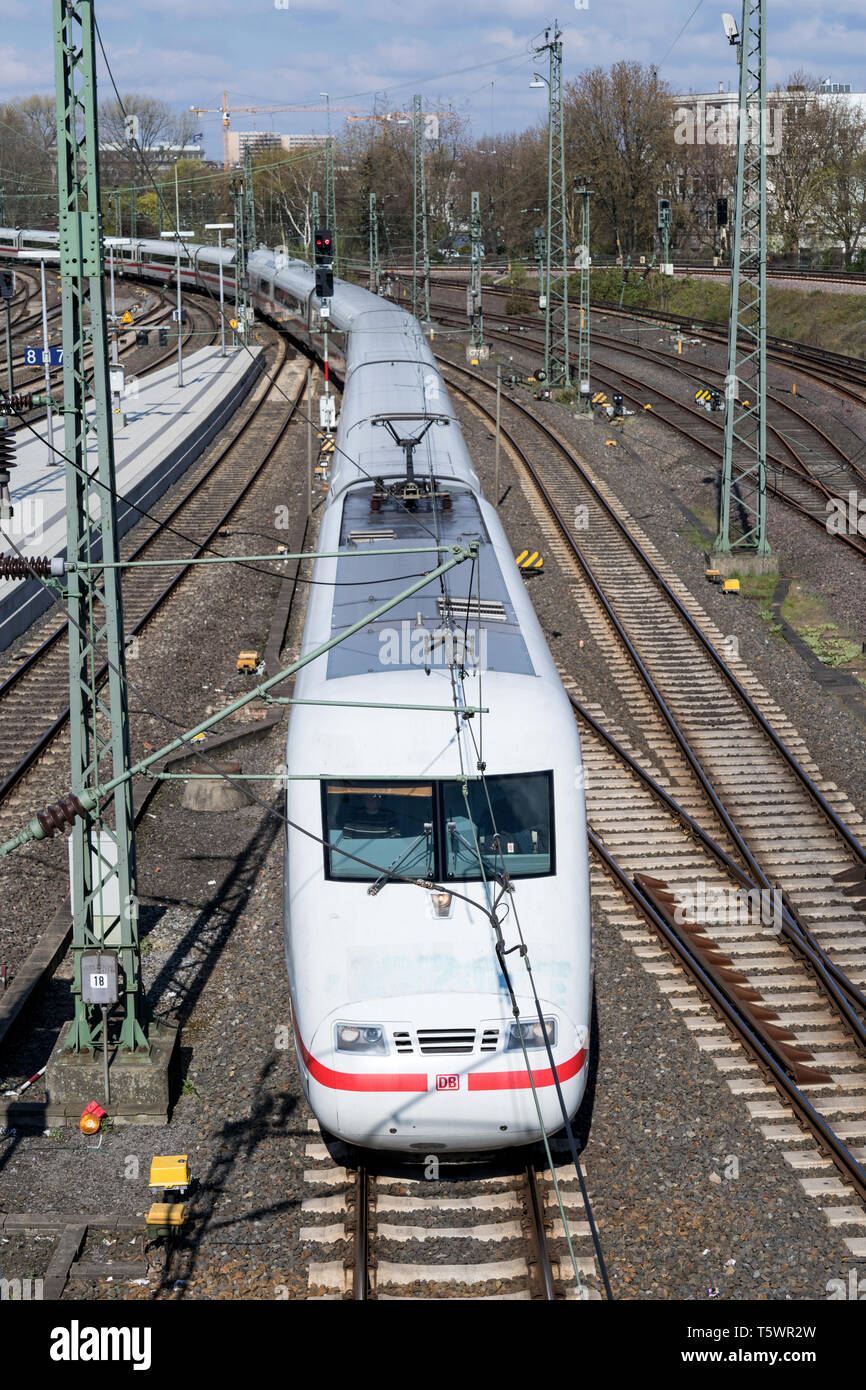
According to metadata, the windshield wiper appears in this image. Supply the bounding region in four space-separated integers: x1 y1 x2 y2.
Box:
447 821 506 885
367 824 433 896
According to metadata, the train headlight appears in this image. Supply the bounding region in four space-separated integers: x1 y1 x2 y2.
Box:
335 1023 388 1055
504 1018 557 1051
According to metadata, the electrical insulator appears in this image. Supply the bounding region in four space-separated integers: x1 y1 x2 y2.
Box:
0 428 15 522
0 553 55 580
1 392 34 413
35 794 88 838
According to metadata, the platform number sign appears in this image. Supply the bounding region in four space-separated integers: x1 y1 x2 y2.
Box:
24 346 63 367
436 1074 460 1091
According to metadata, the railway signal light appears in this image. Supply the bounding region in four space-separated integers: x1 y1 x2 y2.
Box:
316 265 334 298
0 270 13 300
657 198 671 230
314 228 333 265
716 197 728 227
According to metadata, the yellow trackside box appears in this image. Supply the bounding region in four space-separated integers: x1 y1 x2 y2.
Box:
149 1155 190 1191
237 651 258 672
705 568 722 584
722 578 741 595
145 1203 187 1232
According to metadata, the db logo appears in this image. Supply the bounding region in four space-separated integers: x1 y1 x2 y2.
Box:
436 1074 459 1091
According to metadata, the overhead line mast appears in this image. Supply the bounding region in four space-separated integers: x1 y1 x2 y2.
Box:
532 21 570 390
53 0 145 1053
412 94 430 325
715 0 773 567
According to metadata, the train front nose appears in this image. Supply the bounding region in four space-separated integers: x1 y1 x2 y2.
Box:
300 1002 589 1152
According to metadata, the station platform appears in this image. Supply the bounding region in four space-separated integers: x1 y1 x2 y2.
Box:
0 344 264 651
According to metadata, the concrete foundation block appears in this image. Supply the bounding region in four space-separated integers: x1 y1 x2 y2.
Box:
181 761 249 812
45 1019 180 1126
710 551 779 577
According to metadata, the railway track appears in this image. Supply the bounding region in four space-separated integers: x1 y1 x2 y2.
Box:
0 324 297 828
437 354 866 1224
426 273 866 405
426 293 866 559
300 1139 605 1300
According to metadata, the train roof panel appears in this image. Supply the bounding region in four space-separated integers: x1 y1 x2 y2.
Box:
326 486 534 679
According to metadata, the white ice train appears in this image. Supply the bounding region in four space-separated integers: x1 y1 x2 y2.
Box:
0 227 592 1153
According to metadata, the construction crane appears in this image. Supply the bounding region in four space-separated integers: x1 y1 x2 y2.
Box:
189 92 361 169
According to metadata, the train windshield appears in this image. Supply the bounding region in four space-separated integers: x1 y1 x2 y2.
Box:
442 773 553 880
321 773 553 882
323 783 435 882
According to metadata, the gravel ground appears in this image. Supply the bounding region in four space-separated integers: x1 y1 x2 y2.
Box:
0 316 863 1303
439 328 866 826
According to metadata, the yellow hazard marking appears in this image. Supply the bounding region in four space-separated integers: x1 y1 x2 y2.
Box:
591 391 607 405
694 388 711 403
515 549 543 570
121 311 133 324
643 403 653 410
605 439 617 446
229 318 239 329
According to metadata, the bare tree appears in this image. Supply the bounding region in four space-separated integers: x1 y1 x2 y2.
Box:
565 62 675 258
818 103 866 268
767 74 837 256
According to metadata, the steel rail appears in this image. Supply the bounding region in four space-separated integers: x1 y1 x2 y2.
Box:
439 359 866 1050
353 1165 370 1300
429 298 866 560
440 355 866 866
590 829 866 1206
524 1164 558 1300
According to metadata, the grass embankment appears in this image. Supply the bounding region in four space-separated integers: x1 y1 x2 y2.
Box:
581 269 866 361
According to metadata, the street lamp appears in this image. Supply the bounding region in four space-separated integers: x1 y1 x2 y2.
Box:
160 231 194 387
206 222 233 357
19 249 61 466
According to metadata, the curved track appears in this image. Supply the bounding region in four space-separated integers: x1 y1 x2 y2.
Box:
0 323 295 827
438 352 866 1204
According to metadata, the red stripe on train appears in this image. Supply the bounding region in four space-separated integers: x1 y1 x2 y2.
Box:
467 1048 586 1090
295 1029 428 1093
295 1024 585 1094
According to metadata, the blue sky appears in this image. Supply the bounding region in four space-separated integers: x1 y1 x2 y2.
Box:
2 0 865 157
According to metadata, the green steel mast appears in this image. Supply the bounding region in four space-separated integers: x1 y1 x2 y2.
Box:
533 22 570 388
574 175 591 412
53 0 145 1053
412 95 430 323
369 191 380 294
468 191 486 355
715 0 771 560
